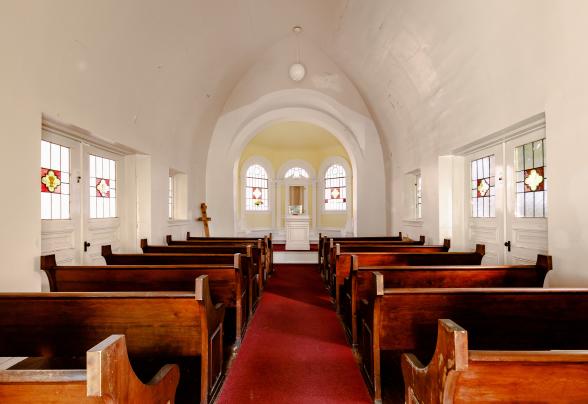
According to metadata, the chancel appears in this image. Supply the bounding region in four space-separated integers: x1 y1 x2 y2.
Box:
2 1 588 403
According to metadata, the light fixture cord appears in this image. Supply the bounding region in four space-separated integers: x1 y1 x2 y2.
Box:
296 31 301 63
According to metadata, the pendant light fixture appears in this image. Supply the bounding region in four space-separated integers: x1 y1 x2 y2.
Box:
289 25 306 82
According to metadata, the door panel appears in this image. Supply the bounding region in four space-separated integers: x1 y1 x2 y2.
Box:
505 130 548 264
464 126 547 265
41 132 81 266
465 145 505 265
82 145 123 265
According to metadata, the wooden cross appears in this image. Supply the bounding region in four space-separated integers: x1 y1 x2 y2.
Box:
197 202 212 237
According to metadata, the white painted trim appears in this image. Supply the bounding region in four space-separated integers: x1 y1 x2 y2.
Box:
453 113 546 155
277 159 316 179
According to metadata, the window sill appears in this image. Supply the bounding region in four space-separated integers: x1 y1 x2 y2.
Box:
321 209 348 215
167 219 190 226
402 219 424 227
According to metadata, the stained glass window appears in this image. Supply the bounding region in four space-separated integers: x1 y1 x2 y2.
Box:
245 164 269 211
41 140 70 220
415 174 423 219
285 167 309 179
515 139 546 218
89 155 117 218
470 155 496 218
324 164 346 211
168 176 174 219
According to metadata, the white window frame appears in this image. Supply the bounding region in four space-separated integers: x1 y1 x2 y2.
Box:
404 169 423 221
241 156 274 214
168 169 188 222
319 157 351 215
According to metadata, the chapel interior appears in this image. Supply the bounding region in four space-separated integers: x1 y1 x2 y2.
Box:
2 1 588 403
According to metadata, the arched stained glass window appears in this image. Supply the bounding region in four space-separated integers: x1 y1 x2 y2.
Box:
245 164 269 211
324 164 347 211
284 167 309 179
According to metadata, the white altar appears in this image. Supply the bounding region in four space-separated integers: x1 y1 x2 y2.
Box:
286 215 310 250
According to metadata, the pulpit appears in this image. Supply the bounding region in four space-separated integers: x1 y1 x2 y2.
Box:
285 185 310 250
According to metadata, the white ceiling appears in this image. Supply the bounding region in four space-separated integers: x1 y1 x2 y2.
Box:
14 0 553 168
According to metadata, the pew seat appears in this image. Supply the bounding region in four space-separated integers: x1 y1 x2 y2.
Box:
361 275 588 403
341 254 551 346
330 244 484 310
402 319 588 403
0 335 180 403
41 254 249 348
0 275 224 404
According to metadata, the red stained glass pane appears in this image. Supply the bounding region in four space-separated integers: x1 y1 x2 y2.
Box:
524 167 545 192
41 168 61 194
96 178 111 198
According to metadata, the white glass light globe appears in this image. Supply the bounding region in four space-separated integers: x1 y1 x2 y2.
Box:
289 63 306 82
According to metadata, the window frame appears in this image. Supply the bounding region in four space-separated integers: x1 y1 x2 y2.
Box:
242 158 273 213
319 157 350 215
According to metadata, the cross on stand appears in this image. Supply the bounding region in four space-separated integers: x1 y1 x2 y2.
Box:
197 202 212 237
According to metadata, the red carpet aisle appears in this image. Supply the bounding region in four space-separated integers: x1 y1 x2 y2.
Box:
216 264 371 404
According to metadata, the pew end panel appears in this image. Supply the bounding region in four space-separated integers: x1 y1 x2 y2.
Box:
196 275 225 403
101 245 113 263
361 272 384 403
0 335 180 403
401 319 468 404
402 319 588 403
87 334 180 403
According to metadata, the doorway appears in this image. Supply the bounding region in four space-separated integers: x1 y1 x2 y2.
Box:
464 119 547 264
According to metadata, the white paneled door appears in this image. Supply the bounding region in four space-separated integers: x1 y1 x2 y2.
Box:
41 130 123 266
465 126 547 264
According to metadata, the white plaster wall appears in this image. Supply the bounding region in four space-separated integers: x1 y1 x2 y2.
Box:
543 1 588 286
207 90 387 237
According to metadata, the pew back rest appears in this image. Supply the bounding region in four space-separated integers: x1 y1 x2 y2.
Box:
354 259 550 300
0 292 205 358
43 264 240 307
102 245 235 265
378 287 588 354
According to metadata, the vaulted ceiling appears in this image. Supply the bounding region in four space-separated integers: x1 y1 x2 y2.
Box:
19 0 552 168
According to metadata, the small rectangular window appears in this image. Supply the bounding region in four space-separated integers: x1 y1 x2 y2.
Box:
168 176 174 219
89 154 117 219
515 139 546 218
41 140 71 220
415 173 422 219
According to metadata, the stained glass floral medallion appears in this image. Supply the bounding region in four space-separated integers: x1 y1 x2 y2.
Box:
96 178 110 197
477 178 490 197
524 167 544 192
41 168 61 193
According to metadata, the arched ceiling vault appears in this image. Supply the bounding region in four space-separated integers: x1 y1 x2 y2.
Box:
30 0 551 167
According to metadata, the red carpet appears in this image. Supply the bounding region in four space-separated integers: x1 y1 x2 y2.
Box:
216 264 371 404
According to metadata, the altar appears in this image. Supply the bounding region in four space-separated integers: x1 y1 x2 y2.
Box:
285 184 310 250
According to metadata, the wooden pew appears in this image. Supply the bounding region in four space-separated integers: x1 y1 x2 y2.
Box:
184 232 274 276
321 235 425 282
41 254 250 347
330 243 484 310
0 334 180 403
167 235 273 283
318 233 404 268
341 254 551 346
141 239 266 292
325 239 450 288
402 319 588 404
362 275 588 403
102 245 262 311
0 275 224 404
